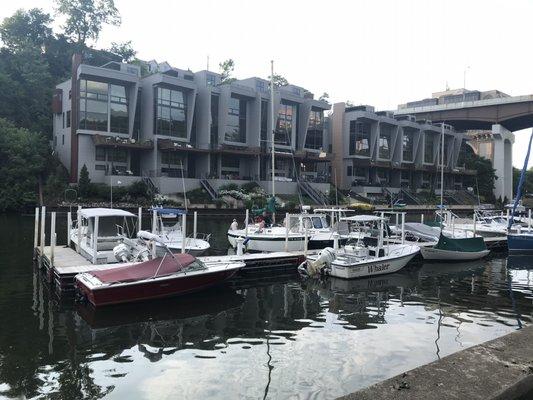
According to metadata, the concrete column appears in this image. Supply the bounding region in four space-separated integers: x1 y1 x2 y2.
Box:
491 124 514 202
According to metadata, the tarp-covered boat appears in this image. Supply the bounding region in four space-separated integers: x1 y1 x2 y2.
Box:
75 253 244 306
420 234 489 261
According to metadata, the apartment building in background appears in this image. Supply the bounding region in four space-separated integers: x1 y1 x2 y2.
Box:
52 55 331 198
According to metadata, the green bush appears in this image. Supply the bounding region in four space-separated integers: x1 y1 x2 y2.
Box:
187 188 211 203
219 183 239 191
241 181 260 193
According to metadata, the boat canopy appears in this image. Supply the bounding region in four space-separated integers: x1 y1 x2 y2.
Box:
150 207 187 215
80 208 136 218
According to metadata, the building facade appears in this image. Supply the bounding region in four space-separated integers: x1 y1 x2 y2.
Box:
330 103 474 202
52 56 331 196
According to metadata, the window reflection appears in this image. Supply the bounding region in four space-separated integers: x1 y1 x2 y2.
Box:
349 121 371 156
225 95 246 143
156 87 187 138
305 110 323 150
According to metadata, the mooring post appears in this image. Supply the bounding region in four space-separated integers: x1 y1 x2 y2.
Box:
236 236 244 256
529 209 532 232
304 227 308 257
333 232 339 250
152 209 157 234
285 212 289 252
473 212 477 236
50 212 56 268
401 212 405 244
193 211 197 239
40 206 46 258
138 207 142 232
93 216 99 265
67 211 72 247
76 208 81 254
33 207 39 256
245 209 249 237
421 213 424 224
181 213 187 254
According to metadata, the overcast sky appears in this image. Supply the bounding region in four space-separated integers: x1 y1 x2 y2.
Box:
2 0 532 167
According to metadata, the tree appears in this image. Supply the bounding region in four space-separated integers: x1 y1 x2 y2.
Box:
54 0 121 48
319 92 329 102
219 58 235 84
78 164 91 198
0 8 52 53
108 40 136 62
0 118 48 211
345 100 355 107
462 145 497 202
268 73 288 88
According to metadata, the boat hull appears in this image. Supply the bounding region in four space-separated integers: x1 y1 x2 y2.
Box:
328 252 418 279
507 234 533 254
76 268 239 307
420 247 490 261
227 232 305 252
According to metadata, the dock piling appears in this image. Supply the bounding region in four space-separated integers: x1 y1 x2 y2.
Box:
421 213 424 224
67 212 71 247
529 209 531 232
304 228 308 257
151 209 157 234
285 212 289 252
50 212 56 267
473 212 477 236
401 212 405 244
92 216 99 265
40 206 46 258
193 211 197 239
33 207 39 256
76 208 81 253
138 207 142 231
236 237 244 256
245 209 249 237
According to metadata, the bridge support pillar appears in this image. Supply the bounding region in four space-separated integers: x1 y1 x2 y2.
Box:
492 124 514 202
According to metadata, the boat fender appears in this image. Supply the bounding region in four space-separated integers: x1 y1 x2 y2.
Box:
243 237 251 246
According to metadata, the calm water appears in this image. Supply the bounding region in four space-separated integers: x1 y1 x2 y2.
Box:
1 212 533 399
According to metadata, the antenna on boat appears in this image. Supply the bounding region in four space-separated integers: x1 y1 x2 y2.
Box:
270 60 276 224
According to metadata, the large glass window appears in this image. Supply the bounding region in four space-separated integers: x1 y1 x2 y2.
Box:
79 79 109 131
349 121 371 156
403 130 414 162
424 133 435 163
305 110 324 150
210 94 219 145
225 95 246 143
276 101 297 146
79 79 129 133
260 100 268 144
156 87 187 138
379 124 393 159
221 156 240 177
110 84 128 133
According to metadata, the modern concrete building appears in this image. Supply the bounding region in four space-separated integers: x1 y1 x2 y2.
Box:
396 88 517 201
330 103 474 204
52 56 331 198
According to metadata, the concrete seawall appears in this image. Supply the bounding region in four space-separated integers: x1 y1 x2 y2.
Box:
340 326 533 400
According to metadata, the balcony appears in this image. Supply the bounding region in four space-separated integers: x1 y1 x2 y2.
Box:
93 134 153 150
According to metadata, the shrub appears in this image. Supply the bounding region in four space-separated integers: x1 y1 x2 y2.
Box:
219 183 239 191
78 164 91 198
241 181 261 193
187 188 211 203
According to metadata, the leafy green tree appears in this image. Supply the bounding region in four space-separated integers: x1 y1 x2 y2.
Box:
268 73 288 88
78 164 91 198
54 0 121 48
345 100 355 107
219 58 235 84
108 40 136 62
319 92 329 101
0 118 48 211
0 8 52 53
463 145 496 202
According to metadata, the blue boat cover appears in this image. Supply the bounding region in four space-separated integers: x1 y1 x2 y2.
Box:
149 208 186 215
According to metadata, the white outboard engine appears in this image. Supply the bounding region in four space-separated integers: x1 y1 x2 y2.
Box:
113 243 132 262
300 247 336 277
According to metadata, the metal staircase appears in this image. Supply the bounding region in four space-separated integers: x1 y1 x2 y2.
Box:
142 173 158 197
200 179 218 201
399 188 421 205
298 181 328 205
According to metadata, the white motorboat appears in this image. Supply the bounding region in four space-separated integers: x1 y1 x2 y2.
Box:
150 207 211 256
70 208 139 264
227 210 349 252
299 214 420 279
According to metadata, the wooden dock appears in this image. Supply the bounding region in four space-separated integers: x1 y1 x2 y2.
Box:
36 245 314 290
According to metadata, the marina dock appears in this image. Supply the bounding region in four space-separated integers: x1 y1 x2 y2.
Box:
35 245 313 290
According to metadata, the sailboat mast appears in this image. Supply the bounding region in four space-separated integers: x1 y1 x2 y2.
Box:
440 123 445 208
270 60 275 200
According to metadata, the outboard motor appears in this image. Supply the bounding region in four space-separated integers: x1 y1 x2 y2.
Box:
299 247 336 277
113 243 132 262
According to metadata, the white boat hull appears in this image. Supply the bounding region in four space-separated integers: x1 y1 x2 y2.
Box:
420 247 490 261
227 231 305 252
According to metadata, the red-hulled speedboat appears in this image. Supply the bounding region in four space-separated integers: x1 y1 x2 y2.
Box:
75 253 244 307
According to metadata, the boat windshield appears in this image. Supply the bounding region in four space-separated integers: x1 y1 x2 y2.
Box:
95 216 136 238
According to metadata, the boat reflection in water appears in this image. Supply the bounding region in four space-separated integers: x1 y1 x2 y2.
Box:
506 255 533 270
